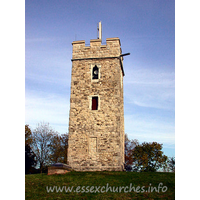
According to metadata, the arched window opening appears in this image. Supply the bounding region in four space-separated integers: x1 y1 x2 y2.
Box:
92 65 99 79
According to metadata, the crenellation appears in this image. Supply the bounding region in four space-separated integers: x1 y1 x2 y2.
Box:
72 38 122 60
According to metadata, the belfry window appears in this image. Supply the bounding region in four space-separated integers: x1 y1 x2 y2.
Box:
92 65 99 79
92 96 98 110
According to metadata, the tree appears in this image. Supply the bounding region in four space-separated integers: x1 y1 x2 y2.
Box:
25 144 36 174
25 124 32 146
49 133 62 163
25 125 36 174
132 142 168 172
31 122 55 173
124 133 138 171
50 133 69 164
60 133 68 164
167 157 175 172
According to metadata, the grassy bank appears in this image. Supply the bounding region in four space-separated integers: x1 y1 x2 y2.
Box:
25 171 175 199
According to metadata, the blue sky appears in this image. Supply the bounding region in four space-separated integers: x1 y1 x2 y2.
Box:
25 0 175 157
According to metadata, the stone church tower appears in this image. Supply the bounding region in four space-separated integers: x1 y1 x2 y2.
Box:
67 23 129 171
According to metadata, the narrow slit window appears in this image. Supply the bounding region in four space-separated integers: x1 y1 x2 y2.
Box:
92 96 98 110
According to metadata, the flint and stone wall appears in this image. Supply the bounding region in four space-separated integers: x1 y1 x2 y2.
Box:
67 38 125 171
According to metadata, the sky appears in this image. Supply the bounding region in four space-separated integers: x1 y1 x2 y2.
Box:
25 0 175 157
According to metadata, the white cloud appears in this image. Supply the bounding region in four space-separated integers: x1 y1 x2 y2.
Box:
124 113 174 146
124 66 175 110
26 71 71 88
25 90 70 134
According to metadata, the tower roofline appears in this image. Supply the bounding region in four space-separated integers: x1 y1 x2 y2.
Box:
72 37 121 47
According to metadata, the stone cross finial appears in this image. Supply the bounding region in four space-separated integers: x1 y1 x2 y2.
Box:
98 21 102 40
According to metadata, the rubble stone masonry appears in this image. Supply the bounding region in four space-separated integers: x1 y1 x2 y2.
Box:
67 38 125 171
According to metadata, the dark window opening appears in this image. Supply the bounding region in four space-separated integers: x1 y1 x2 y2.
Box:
92 97 98 110
92 65 99 79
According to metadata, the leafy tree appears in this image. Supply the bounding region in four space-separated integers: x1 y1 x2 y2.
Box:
31 122 55 173
25 125 36 174
167 157 175 172
50 133 69 164
60 133 68 164
25 124 32 146
49 134 61 163
132 142 168 172
124 133 138 171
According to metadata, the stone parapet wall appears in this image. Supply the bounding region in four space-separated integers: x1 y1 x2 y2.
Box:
72 38 122 60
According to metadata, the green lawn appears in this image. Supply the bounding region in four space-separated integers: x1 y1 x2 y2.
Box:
25 171 175 199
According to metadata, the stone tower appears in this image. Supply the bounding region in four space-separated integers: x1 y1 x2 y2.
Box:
68 26 128 171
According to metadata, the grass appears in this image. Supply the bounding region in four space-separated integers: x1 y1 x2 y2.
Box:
25 171 175 199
